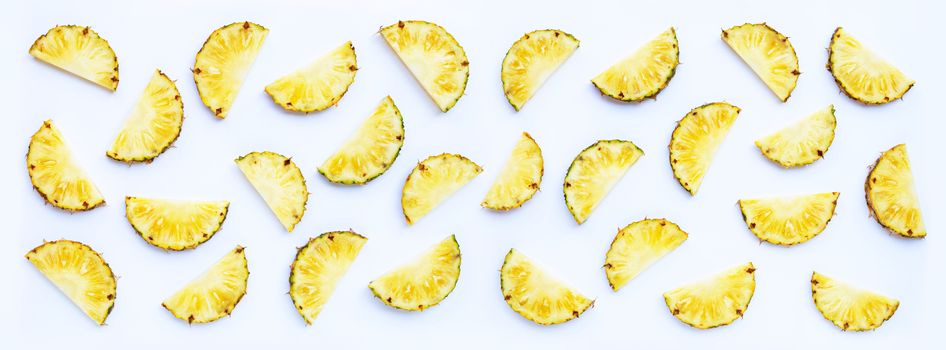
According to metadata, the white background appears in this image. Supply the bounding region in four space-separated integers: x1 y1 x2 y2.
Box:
2 0 943 348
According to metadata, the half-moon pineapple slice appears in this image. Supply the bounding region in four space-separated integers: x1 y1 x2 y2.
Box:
482 132 543 210
265 41 357 113
27 120 105 211
605 218 688 291
124 196 229 251
162 246 249 324
26 240 117 325
738 192 839 245
29 25 118 91
402 154 482 225
502 29 579 111
866 144 925 237
564 140 643 224
235 151 308 232
664 262 756 329
107 69 184 162
318 96 404 184
592 27 679 101
811 272 899 331
290 231 367 324
368 235 460 311
755 105 836 168
722 23 799 102
194 22 268 118
669 102 740 195
380 21 469 112
828 28 914 104
500 249 593 325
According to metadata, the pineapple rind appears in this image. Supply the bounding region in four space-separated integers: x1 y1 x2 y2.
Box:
605 218 688 291
29 25 119 91
828 27 914 105
265 41 358 113
482 132 544 210
663 262 756 329
124 196 229 251
500 249 593 325
194 21 268 118
592 27 679 102
380 20 469 112
402 153 482 225
26 240 117 325
162 246 249 324
235 151 308 232
368 235 461 311
669 102 740 195
502 29 579 111
865 144 925 238
722 23 799 102
27 120 105 211
318 96 405 185
107 69 184 162
564 140 644 224
811 272 899 331
290 231 367 324
738 192 839 245
755 105 836 168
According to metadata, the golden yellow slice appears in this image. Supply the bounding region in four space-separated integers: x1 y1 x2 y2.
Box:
722 23 799 102
755 105 836 168
664 262 756 329
380 21 469 112
592 28 679 101
501 249 593 325
605 219 688 291
739 192 839 245
290 231 367 324
162 246 249 324
669 102 740 195
811 272 899 331
866 144 925 237
29 25 118 90
318 96 404 184
194 21 268 118
124 196 229 251
236 151 308 232
828 27 914 104
502 29 579 110
26 240 116 325
482 132 543 210
27 120 105 211
564 140 643 224
265 41 358 113
369 235 461 311
402 154 482 225
107 70 184 162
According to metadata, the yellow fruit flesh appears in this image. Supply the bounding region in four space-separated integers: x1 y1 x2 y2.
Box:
739 192 839 245
402 154 482 224
369 235 461 311
290 231 367 324
26 240 116 325
605 219 687 291
756 105 836 168
381 21 468 112
501 249 593 325
564 140 643 224
125 197 229 251
502 30 579 110
866 144 925 237
108 70 184 162
669 103 740 195
318 96 404 184
722 23 799 101
265 41 357 112
194 22 268 118
482 132 543 210
829 28 914 104
664 263 755 329
27 120 105 211
812 272 899 331
163 247 249 324
236 151 308 232
592 28 678 101
29 25 118 90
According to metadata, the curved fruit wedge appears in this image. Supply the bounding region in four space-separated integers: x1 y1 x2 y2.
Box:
564 140 643 224
265 41 358 113
236 151 308 232
402 154 482 225
482 132 543 210
124 196 229 251
290 231 367 324
866 144 925 237
194 21 268 118
369 235 460 311
502 29 579 111
592 27 679 102
29 25 118 91
26 240 116 325
318 96 404 184
605 218 687 291
756 105 836 168
722 23 799 102
664 262 756 329
28 120 105 211
380 21 469 112
163 246 249 324
828 28 913 104
739 192 839 245
669 102 740 195
811 272 899 331
501 249 593 325
107 69 184 162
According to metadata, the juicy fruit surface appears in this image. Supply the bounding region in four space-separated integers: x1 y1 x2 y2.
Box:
866 144 925 237
381 21 468 112
722 23 799 101
501 249 593 325
564 140 643 224
482 132 543 210
756 105 836 168
502 29 579 110
194 22 268 118
605 219 687 291
236 151 308 232
29 25 118 90
402 154 482 224
125 197 229 250
812 272 899 331
369 235 461 311
739 192 839 245
318 96 404 184
163 246 249 323
265 41 357 112
664 262 756 329
828 28 913 104
27 240 116 325
669 102 740 195
28 120 105 211
290 231 367 324
592 28 678 101
107 70 184 162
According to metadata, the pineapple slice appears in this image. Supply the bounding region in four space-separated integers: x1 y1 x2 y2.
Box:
235 151 308 232
265 41 358 113
380 21 469 112
755 105 836 168
482 132 543 210
124 196 229 251
564 140 643 224
866 144 925 237
664 262 756 329
811 272 899 331
592 28 679 101
739 192 839 245
500 249 593 325
605 219 688 291
369 235 461 311
318 96 404 184
722 23 799 102
669 102 740 195
29 25 118 91
107 70 184 162
290 231 367 324
194 22 268 118
163 246 249 324
26 240 117 325
27 120 105 211
402 154 482 225
502 29 579 110
828 28 914 104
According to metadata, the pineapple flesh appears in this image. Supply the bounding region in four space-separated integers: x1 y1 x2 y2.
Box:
27 120 105 211
194 22 268 118
502 29 579 110
402 154 482 224
29 25 119 91
500 249 593 325
756 105 836 168
318 96 404 184
265 41 358 113
162 246 249 324
722 23 799 102
664 262 756 329
236 151 308 232
482 132 543 210
592 28 679 102
124 196 230 251
564 140 643 224
866 144 925 237
380 21 469 112
605 219 688 291
811 272 899 331
290 231 367 324
26 240 117 325
828 28 914 104
369 235 461 311
107 69 184 162
739 192 839 245
669 102 740 195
